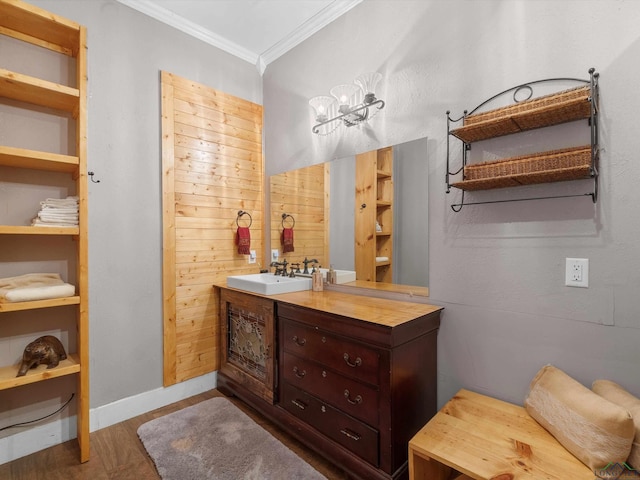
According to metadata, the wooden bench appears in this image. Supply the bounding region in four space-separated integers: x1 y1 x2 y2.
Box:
408 388 594 480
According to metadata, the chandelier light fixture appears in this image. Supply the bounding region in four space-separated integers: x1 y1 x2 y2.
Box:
309 72 385 135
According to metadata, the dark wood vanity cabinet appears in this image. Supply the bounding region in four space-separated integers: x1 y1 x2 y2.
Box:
278 302 440 479
216 287 442 480
219 289 276 404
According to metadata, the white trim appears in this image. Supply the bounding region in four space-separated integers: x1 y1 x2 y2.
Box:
259 0 363 68
114 0 258 64
0 372 216 465
114 0 363 75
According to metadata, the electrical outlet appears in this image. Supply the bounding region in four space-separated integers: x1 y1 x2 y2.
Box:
271 249 279 262
248 250 256 264
565 258 589 288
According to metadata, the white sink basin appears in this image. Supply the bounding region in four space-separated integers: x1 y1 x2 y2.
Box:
319 268 356 284
298 268 356 284
226 273 312 295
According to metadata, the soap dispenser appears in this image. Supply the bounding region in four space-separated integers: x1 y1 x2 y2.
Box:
327 265 337 284
312 268 324 291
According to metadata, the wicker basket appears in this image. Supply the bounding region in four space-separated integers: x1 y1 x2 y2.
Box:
452 145 592 191
451 86 592 143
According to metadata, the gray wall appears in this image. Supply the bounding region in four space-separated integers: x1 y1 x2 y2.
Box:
3 0 261 418
4 0 640 459
264 0 640 405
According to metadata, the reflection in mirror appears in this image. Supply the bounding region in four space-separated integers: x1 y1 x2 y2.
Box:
269 137 428 289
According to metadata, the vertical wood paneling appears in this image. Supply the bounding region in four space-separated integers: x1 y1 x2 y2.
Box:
270 163 329 269
162 72 263 385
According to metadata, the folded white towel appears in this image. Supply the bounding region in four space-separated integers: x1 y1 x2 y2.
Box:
41 196 78 205
38 213 79 221
32 218 78 227
0 273 64 289
0 273 75 303
376 256 389 262
1 283 75 302
40 206 78 213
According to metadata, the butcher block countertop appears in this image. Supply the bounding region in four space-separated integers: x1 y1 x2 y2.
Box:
216 283 442 328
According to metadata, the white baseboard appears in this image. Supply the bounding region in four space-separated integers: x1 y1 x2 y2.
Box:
0 371 217 465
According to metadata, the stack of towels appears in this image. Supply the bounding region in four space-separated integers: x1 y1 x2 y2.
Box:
31 196 79 227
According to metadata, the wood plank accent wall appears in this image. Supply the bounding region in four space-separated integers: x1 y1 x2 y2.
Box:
161 72 263 386
270 163 329 269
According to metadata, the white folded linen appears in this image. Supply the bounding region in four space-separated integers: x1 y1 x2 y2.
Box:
38 213 79 221
376 256 389 262
33 217 78 225
0 273 75 303
38 211 78 217
0 273 64 289
40 207 78 213
40 196 78 206
1 283 75 302
32 219 78 227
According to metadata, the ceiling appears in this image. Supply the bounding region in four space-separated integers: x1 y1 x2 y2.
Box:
115 0 362 74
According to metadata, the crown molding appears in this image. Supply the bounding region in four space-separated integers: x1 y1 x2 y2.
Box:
258 0 363 70
115 0 258 65
116 0 363 75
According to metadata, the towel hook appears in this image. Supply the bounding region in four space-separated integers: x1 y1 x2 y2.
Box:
88 171 100 183
281 213 295 229
236 210 252 228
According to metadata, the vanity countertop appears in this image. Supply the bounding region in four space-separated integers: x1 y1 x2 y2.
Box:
216 283 442 328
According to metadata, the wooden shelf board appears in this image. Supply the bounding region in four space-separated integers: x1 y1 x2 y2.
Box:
376 260 391 267
0 68 79 113
376 200 392 207
0 354 80 391
376 231 392 237
0 225 79 235
452 165 593 191
377 170 392 179
0 145 79 172
0 296 80 312
0 0 81 55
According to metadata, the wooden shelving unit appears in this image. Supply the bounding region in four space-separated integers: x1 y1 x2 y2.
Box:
446 70 599 211
0 0 89 463
355 146 394 283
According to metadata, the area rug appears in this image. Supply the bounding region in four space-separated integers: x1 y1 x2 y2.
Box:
137 397 327 480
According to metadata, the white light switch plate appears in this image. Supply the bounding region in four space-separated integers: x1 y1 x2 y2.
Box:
271 249 279 262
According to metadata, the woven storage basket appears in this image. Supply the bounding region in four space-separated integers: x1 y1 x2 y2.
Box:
452 145 592 191
464 146 591 180
451 86 592 143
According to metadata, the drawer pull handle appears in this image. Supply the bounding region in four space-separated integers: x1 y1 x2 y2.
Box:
340 428 361 441
292 335 306 346
343 353 362 367
344 389 363 405
293 366 306 378
291 399 307 410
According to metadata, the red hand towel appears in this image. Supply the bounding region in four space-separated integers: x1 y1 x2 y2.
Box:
236 227 251 255
281 227 294 253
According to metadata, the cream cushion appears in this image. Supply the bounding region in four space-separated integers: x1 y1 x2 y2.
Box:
524 364 634 470
593 379 640 469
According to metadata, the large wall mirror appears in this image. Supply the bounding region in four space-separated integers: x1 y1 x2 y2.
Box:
269 137 428 291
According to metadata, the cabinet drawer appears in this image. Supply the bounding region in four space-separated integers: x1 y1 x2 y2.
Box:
282 351 379 427
281 320 380 386
281 382 379 467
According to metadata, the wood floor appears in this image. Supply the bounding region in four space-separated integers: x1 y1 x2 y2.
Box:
0 389 350 480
